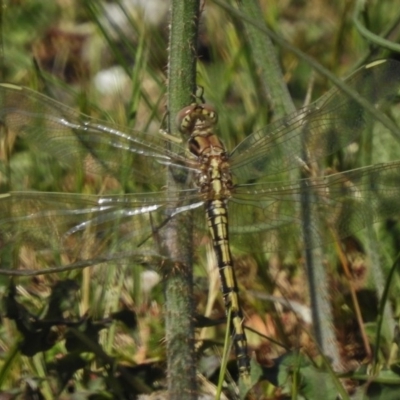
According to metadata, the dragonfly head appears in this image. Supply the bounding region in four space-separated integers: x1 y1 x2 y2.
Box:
176 103 218 136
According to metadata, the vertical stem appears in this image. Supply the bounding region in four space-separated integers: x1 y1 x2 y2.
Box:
163 1 200 398
363 119 395 344
0 0 4 82
301 197 341 370
168 1 199 121
238 0 295 116
238 0 340 368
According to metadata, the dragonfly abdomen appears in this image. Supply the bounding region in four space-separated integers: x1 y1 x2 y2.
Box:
205 198 250 379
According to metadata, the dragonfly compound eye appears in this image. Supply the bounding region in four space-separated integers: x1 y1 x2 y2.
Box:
176 104 196 134
201 104 218 125
176 103 218 135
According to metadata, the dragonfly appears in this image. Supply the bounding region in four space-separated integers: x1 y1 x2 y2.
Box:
1 59 400 384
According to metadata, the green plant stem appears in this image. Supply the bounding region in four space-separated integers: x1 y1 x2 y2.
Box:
353 0 400 53
237 0 295 117
237 0 340 370
363 123 395 359
163 1 200 398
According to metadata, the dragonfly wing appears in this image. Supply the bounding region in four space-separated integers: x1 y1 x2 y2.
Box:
0 84 195 188
0 189 204 271
229 161 400 252
229 59 400 183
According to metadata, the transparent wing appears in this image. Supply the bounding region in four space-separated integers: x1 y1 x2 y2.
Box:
230 59 400 182
227 161 400 252
3 161 399 269
0 189 204 271
0 84 196 188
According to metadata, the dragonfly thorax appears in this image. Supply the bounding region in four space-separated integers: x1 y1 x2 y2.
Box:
176 103 233 200
195 155 233 200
